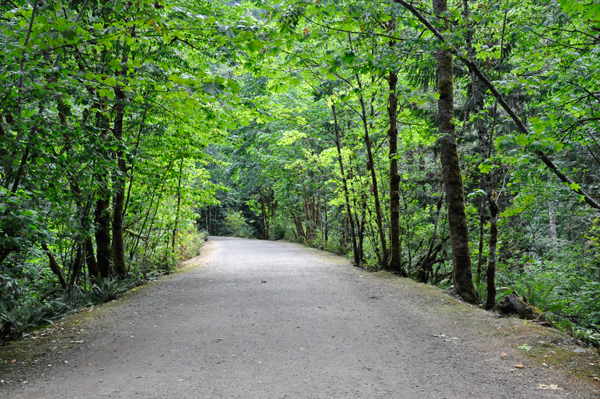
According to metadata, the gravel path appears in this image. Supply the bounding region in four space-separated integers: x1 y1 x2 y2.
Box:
6 237 596 398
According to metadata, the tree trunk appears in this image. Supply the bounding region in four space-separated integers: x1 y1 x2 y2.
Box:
475 199 486 285
355 74 388 269
387 71 407 276
434 0 478 304
331 104 360 267
485 193 499 310
85 237 99 278
290 210 305 242
464 0 488 286
172 156 184 258
68 245 84 294
112 86 127 277
497 292 540 319
548 200 557 245
94 194 111 278
41 243 67 289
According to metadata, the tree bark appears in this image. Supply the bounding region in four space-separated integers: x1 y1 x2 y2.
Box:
394 0 600 211
331 104 360 266
485 192 499 310
433 0 478 304
387 71 408 276
94 195 111 278
41 243 67 289
85 237 99 278
112 86 127 277
355 74 388 269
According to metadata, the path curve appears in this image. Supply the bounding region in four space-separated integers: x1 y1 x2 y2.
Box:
6 237 595 398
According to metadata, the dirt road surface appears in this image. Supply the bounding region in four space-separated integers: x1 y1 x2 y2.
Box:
5 237 597 398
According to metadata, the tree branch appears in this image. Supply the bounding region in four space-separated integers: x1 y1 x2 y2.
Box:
392 0 600 210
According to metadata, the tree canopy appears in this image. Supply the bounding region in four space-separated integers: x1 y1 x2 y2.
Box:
2 0 600 346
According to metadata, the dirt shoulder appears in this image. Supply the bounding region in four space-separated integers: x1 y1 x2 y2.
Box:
1 237 599 398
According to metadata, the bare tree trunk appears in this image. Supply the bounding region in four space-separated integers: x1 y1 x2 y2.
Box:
332 104 360 267
486 193 499 310
434 0 478 303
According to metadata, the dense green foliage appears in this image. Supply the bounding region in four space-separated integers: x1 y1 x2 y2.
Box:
2 0 600 343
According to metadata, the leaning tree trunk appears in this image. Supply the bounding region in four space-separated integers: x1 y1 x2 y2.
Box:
387 71 407 277
41 243 67 289
434 0 478 303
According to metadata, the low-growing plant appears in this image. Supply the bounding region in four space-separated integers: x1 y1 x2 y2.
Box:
88 275 136 303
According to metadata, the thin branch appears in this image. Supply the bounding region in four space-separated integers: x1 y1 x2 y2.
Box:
392 0 600 211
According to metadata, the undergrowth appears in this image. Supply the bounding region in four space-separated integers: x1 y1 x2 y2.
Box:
0 230 208 343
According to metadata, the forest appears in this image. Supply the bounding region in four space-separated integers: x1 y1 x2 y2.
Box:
1 0 600 346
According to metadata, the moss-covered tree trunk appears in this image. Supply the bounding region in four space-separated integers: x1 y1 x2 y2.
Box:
433 0 478 303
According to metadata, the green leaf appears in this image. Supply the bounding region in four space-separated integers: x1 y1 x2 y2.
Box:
248 40 263 52
109 59 121 71
61 29 77 41
201 82 225 96
517 344 532 352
